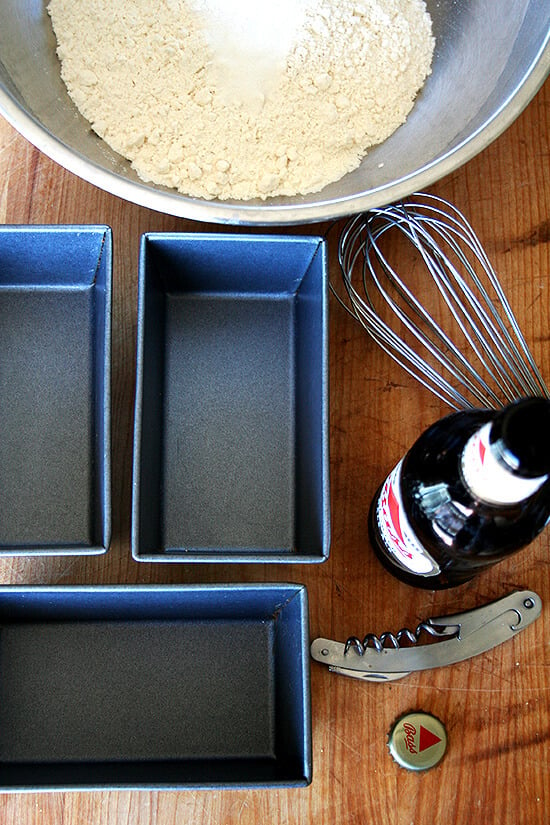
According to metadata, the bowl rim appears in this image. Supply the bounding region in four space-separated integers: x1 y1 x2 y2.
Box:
1 32 549 225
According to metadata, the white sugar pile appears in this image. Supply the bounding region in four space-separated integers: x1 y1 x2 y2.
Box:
189 0 311 109
48 0 434 201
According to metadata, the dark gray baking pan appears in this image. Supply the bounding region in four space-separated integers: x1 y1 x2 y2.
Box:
132 233 329 562
0 226 111 555
0 583 311 791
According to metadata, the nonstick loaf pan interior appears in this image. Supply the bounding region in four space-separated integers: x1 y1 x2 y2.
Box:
0 226 111 555
0 583 311 791
132 233 330 562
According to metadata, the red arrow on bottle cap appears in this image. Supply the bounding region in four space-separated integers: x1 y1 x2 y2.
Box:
419 725 442 752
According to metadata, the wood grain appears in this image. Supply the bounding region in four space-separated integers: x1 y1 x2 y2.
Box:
0 76 549 825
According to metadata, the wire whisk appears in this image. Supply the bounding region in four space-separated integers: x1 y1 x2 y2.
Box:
334 193 549 410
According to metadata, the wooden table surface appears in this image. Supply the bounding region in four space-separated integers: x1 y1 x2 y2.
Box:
1 76 549 825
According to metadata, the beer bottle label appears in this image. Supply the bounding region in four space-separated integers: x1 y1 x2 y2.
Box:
461 423 547 505
376 460 440 576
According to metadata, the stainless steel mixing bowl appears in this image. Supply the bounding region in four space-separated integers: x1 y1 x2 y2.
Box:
0 1 549 225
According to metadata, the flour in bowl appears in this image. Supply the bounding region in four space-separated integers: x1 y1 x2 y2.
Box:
47 0 434 201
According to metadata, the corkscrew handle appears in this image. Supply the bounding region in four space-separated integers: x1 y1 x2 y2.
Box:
310 590 542 682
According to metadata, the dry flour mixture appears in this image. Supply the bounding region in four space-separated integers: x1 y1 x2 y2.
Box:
47 0 434 201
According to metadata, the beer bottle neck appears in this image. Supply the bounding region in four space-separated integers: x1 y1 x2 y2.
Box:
461 422 547 505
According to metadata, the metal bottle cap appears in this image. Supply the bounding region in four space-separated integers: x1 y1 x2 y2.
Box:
388 711 447 771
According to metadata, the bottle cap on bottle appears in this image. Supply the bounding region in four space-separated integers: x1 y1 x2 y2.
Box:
387 711 447 771
490 397 550 479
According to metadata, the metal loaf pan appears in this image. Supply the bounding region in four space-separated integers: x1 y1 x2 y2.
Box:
0 226 111 555
0 584 311 791
132 233 330 562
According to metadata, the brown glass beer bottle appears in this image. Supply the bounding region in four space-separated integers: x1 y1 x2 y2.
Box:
368 397 550 588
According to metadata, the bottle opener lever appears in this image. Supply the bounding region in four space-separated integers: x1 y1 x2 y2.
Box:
310 590 542 682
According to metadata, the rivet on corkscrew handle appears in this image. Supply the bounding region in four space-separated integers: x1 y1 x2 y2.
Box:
311 590 542 682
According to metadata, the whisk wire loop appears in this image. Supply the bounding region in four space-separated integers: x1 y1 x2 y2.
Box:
412 209 546 399
334 215 475 407
335 194 549 410
401 214 528 403
365 215 504 407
